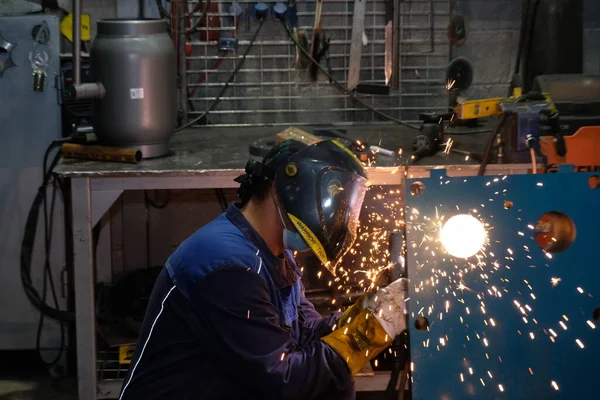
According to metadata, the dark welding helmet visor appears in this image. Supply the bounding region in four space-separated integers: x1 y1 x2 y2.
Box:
275 140 368 274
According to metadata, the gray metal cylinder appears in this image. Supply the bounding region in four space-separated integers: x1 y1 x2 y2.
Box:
90 19 177 158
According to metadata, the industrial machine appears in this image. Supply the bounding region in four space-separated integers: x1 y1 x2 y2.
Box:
404 167 600 399
0 13 66 364
419 0 600 174
59 58 93 137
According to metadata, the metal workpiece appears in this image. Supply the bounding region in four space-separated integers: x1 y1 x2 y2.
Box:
404 167 600 399
90 19 177 158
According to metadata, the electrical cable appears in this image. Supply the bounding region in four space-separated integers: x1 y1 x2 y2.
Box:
36 177 66 366
175 17 266 131
21 138 75 322
514 0 531 75
156 0 213 35
513 0 541 88
477 115 507 176
280 19 420 130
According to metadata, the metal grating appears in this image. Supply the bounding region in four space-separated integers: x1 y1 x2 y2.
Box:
185 0 450 127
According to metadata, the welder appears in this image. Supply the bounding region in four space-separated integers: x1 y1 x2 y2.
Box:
118 139 408 400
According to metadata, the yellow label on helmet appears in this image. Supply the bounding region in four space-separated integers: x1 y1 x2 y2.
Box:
331 139 362 165
288 213 329 267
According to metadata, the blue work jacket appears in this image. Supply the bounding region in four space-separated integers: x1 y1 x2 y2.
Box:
118 203 354 400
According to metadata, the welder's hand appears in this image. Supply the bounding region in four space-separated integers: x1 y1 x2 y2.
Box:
363 277 408 338
335 293 367 330
321 278 408 375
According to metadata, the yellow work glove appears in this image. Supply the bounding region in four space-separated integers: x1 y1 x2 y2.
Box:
322 278 408 375
336 269 397 329
336 293 368 330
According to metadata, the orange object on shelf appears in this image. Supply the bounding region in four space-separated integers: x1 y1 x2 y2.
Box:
540 126 600 172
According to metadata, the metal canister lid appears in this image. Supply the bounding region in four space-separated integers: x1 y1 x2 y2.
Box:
97 19 168 36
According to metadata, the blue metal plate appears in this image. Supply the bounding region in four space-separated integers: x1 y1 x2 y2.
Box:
404 167 600 399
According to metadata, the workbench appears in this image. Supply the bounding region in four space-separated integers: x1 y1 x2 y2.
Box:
54 126 533 400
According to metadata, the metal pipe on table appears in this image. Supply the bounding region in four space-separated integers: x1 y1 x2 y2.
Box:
70 0 105 100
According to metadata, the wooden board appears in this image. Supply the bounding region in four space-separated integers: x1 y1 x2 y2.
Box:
275 126 323 145
347 0 367 90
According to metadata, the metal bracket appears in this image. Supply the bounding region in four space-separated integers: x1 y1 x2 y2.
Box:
91 190 123 227
0 31 17 77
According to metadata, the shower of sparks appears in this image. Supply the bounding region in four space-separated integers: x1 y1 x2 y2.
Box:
446 79 456 91
576 339 585 349
551 277 562 286
551 381 559 391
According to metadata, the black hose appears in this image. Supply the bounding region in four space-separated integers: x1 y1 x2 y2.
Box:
514 0 541 78
175 17 266 131
36 179 66 366
477 115 507 176
522 0 542 88
514 0 531 75
21 139 75 322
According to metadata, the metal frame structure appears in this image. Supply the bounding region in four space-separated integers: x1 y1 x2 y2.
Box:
185 0 449 126
57 163 533 400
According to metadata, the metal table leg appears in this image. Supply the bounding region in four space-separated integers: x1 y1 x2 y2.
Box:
71 177 97 400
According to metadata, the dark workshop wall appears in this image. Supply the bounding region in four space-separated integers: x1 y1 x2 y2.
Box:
455 0 600 100
583 0 600 74
57 0 600 126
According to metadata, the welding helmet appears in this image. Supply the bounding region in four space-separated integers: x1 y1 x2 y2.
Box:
266 139 369 273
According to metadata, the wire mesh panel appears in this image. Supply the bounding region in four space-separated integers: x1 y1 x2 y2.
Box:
185 0 450 127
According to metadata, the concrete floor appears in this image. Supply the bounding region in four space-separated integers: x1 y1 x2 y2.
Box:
0 351 397 399
0 378 77 400
0 351 77 400
0 378 389 399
